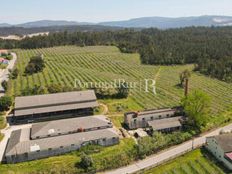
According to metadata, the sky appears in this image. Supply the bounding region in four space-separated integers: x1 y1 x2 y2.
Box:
1 0 232 24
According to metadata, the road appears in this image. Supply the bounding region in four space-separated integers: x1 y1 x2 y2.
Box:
104 123 232 174
0 52 17 97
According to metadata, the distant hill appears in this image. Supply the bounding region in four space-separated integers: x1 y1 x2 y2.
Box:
16 20 92 28
99 16 232 28
1 16 232 34
0 23 11 27
0 20 92 29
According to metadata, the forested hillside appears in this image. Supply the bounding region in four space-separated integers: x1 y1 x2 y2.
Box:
1 27 232 82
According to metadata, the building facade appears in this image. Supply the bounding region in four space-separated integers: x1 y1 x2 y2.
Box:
124 108 180 129
206 134 232 170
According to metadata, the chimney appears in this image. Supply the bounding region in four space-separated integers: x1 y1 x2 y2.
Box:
184 79 189 96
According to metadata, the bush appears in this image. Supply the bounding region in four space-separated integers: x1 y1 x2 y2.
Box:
25 55 45 74
47 84 63 93
21 85 48 96
10 68 19 79
0 96 12 111
1 80 7 91
79 152 95 172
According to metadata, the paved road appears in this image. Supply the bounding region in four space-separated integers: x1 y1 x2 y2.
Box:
104 123 232 174
0 52 17 97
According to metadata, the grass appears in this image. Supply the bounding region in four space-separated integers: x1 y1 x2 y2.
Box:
0 138 136 174
7 46 232 118
2 45 232 173
142 149 226 174
109 115 124 128
0 114 6 130
0 133 4 142
0 64 7 69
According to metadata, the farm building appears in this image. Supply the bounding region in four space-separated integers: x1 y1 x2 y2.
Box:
4 116 119 163
124 108 177 129
30 115 113 139
11 90 99 124
147 116 183 132
124 108 183 131
206 133 232 170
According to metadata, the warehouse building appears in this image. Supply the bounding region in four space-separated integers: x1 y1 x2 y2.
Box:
124 108 184 132
4 116 119 163
30 115 113 139
11 90 99 124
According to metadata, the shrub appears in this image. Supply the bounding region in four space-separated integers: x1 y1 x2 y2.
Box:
25 55 45 74
1 80 8 91
47 84 63 93
0 96 12 111
79 152 95 172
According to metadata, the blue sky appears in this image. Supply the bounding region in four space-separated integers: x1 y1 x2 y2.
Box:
1 0 232 24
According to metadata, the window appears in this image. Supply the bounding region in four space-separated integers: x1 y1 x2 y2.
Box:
103 138 106 141
71 144 75 146
36 150 40 152
167 114 169 117
48 148 52 151
24 153 28 157
60 146 64 148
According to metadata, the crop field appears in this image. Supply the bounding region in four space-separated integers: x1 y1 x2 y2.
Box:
8 46 232 116
143 149 225 174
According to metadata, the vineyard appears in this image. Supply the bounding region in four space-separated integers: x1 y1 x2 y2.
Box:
143 149 225 174
8 46 232 116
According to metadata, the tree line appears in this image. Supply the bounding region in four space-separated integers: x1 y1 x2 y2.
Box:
1 27 232 82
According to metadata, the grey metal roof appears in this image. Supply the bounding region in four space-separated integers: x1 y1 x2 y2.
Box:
138 108 176 116
125 108 176 119
31 115 112 139
14 90 98 117
213 134 232 153
147 116 182 131
6 128 118 156
5 130 21 154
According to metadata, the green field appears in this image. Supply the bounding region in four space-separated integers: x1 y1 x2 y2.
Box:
7 46 232 117
1 45 232 173
143 149 226 174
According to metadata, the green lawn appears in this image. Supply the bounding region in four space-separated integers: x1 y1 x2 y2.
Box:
143 149 226 174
